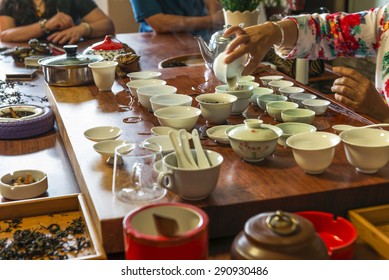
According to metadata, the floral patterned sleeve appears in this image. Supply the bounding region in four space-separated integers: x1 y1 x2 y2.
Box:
276 5 389 60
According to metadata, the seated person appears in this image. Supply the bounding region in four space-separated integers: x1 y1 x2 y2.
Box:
129 0 224 40
0 0 115 45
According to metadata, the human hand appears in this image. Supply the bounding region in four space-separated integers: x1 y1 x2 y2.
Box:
331 66 389 121
46 25 84 45
223 22 278 76
45 12 74 32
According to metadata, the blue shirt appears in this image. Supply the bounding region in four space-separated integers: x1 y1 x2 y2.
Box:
129 0 212 40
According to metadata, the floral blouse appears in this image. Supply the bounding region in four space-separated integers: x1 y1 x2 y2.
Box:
275 5 389 104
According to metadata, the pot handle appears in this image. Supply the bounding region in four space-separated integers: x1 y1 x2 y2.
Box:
64 45 78 57
265 210 299 236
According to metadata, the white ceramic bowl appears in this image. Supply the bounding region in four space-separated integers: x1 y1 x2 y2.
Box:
153 106 201 131
275 122 317 147
237 81 260 89
150 94 193 112
151 126 192 139
84 126 122 142
279 86 305 98
339 128 389 173
266 101 299 122
286 132 341 174
137 85 177 111
0 105 43 122
268 80 294 94
215 84 253 115
238 75 255 82
144 135 174 155
226 119 282 162
126 79 166 99
289 92 317 107
257 94 287 111
93 139 127 164
127 71 161 80
259 75 284 87
281 108 315 124
213 51 247 84
195 93 237 124
302 99 331 115
0 169 48 200
251 87 274 104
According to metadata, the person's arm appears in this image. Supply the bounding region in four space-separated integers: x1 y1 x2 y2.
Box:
47 7 114 45
145 13 214 33
0 15 46 41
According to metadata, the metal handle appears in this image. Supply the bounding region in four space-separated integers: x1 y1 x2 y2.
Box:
265 210 299 236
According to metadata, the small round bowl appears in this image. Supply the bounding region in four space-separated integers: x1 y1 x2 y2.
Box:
151 126 192 139
150 94 193 112
127 71 161 80
137 85 177 111
84 126 122 142
0 169 48 200
215 84 253 115
153 106 201 131
281 108 315 124
339 128 389 173
279 86 305 98
332 124 355 134
226 119 282 162
144 135 174 155
302 99 331 115
237 81 260 89
257 94 287 111
251 86 274 104
93 139 127 164
275 122 317 147
126 79 166 99
296 211 358 260
259 75 284 87
237 75 255 82
195 93 237 125
286 131 341 174
289 92 317 107
266 101 299 121
268 80 294 94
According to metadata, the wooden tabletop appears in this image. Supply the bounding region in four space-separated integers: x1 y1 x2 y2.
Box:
1 32 388 259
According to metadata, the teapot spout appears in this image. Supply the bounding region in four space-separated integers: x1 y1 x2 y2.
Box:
195 35 214 69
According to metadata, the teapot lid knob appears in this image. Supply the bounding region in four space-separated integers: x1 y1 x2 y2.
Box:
265 210 299 236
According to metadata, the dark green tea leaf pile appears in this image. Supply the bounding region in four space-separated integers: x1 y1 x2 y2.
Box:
0 80 48 105
0 217 91 260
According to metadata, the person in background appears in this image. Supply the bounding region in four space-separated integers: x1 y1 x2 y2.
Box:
0 0 115 45
129 0 224 41
223 5 389 123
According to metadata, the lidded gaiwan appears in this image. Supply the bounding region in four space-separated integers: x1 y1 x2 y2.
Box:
83 35 135 61
226 119 282 162
231 210 329 260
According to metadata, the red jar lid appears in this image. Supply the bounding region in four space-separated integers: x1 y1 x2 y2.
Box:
90 35 123 50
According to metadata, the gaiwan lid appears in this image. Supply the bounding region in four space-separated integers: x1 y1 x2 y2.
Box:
227 119 280 141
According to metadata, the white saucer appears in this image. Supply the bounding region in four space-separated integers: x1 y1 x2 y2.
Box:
93 139 127 164
206 125 232 144
84 126 122 142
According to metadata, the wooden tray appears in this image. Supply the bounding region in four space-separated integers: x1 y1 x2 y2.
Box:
348 204 389 259
0 194 106 260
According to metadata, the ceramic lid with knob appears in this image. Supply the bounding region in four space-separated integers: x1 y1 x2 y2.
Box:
231 210 329 260
83 35 135 60
227 119 281 141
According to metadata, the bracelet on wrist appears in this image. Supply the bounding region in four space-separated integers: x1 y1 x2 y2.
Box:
39 18 50 34
271 21 284 48
80 22 93 37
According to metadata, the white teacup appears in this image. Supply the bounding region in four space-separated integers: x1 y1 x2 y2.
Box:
158 150 223 200
88 61 118 91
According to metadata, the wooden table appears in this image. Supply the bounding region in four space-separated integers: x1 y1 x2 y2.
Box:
1 32 388 259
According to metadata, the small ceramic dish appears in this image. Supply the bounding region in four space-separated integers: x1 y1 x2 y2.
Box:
289 92 317 107
93 139 127 164
153 106 201 131
250 87 274 104
150 94 193 112
278 86 305 98
151 126 192 139
126 79 166 99
127 71 162 80
237 75 255 82
206 125 233 144
302 99 331 115
281 108 316 124
144 135 174 155
84 126 122 142
266 101 299 122
0 105 43 122
268 80 294 94
257 94 287 111
332 124 355 134
259 75 284 87
0 169 48 200
275 122 317 147
137 85 177 111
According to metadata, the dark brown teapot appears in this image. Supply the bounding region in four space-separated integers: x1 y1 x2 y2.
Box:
231 210 329 260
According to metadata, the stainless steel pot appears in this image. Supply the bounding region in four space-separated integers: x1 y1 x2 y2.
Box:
39 45 103 86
